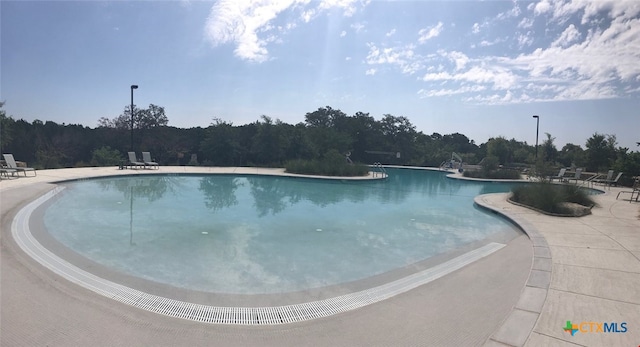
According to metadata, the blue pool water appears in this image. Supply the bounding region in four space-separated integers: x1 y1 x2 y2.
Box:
43 169 521 294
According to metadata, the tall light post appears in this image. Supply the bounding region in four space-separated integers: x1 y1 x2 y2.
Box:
533 115 539 161
130 85 138 152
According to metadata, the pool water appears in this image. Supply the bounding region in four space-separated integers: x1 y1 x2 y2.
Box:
44 169 521 294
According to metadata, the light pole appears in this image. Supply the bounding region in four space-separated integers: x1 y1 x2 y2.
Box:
533 115 539 161
130 85 138 152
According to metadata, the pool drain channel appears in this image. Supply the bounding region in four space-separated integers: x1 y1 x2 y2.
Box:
13 187 505 325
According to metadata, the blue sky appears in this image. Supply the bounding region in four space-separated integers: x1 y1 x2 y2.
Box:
2 0 639 149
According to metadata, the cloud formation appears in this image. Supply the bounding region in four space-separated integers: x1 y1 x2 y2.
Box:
418 22 443 43
204 0 369 62
368 0 640 105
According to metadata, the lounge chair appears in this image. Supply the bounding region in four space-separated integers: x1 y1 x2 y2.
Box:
3 154 36 176
127 152 145 169
600 172 623 188
592 170 613 183
1 168 18 179
548 168 567 182
616 177 639 202
567 168 583 184
142 152 159 169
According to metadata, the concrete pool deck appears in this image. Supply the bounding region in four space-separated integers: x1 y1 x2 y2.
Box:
1 166 638 346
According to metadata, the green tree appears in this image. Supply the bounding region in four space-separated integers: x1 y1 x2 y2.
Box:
486 137 512 165
541 133 558 164
558 143 586 168
0 102 14 153
200 118 240 166
585 133 616 172
98 103 168 130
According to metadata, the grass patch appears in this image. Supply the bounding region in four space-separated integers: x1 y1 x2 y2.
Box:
463 169 521 180
510 182 595 215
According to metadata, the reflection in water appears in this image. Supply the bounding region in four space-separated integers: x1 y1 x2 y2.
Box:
96 176 182 245
96 175 182 202
199 176 242 211
44 169 521 294
193 169 462 217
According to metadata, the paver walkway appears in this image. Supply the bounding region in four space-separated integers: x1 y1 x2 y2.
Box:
476 187 640 346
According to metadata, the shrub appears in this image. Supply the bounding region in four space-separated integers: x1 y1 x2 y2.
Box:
510 182 595 215
285 150 369 176
90 146 123 166
463 169 521 179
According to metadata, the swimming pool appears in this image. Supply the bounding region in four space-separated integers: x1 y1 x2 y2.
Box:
42 168 521 295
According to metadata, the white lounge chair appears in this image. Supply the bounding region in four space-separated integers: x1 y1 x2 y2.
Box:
616 177 639 202
127 152 145 169
600 172 623 188
142 152 159 169
548 168 566 182
593 170 614 185
567 168 583 184
3 154 36 176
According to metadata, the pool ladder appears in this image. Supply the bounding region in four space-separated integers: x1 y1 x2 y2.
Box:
372 162 387 178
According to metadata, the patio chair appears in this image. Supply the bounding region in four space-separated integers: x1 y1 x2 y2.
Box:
127 152 145 169
616 177 639 203
567 168 583 184
3 154 36 176
600 172 623 188
142 152 159 169
593 170 614 185
548 168 567 182
1 168 18 179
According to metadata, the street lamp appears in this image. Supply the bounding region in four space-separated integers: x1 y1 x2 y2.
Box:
533 115 539 161
130 85 138 151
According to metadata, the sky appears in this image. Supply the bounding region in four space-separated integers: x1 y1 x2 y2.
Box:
2 0 639 150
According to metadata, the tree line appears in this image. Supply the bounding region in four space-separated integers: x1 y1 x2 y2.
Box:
1 102 638 184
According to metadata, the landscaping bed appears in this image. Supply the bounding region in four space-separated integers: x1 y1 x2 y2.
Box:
509 182 595 217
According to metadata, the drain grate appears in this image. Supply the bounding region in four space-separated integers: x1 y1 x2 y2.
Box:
12 187 505 325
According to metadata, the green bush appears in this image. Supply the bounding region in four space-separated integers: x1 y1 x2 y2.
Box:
510 182 595 215
90 146 123 166
285 150 369 176
463 169 521 179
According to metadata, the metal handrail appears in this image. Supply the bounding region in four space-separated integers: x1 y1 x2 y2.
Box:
372 162 387 178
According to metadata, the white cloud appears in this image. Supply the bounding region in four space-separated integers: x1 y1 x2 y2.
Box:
518 17 534 29
496 0 521 20
366 43 425 75
204 0 369 63
418 85 487 98
340 30 347 37
386 29 396 37
422 66 518 90
317 0 371 17
418 22 443 43
551 24 581 48
359 2 637 105
533 0 552 16
478 38 504 47
461 3 640 104
442 51 469 71
517 32 534 48
365 68 376 75
351 22 366 33
472 23 480 34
